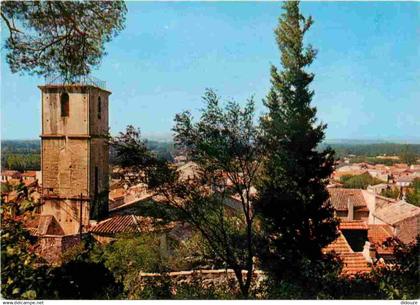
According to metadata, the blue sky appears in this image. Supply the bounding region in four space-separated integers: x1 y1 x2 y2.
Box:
1 1 419 142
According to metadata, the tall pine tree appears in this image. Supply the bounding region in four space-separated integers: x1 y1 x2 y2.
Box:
256 1 339 292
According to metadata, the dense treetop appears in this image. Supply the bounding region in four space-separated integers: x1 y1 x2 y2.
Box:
1 1 127 81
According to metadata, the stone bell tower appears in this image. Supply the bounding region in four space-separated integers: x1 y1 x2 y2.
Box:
39 81 110 236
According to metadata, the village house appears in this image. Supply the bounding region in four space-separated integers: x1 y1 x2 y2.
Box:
21 171 37 183
328 188 370 221
1 170 21 183
370 199 420 244
323 187 420 274
366 183 392 195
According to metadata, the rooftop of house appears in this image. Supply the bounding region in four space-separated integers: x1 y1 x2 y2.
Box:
339 220 369 230
368 224 394 256
1 170 21 177
322 232 371 276
340 253 372 276
90 215 175 235
328 188 368 211
323 233 352 254
109 191 155 213
396 176 414 183
177 161 201 181
374 200 420 225
22 171 37 177
109 188 126 200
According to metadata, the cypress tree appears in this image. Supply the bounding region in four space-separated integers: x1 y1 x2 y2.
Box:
256 1 339 288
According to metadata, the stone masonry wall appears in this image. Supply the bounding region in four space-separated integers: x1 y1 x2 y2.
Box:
137 269 265 296
37 234 81 264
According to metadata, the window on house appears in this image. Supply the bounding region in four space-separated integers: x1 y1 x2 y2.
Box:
97 96 102 119
61 92 69 117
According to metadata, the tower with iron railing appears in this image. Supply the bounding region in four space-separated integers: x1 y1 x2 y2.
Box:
39 76 110 235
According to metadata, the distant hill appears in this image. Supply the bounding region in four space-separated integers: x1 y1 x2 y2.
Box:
319 142 420 159
1 139 175 171
2 139 419 170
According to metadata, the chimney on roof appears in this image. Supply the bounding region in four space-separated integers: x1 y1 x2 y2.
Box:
347 197 354 221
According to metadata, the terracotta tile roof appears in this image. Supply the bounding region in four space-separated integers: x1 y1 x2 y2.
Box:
328 188 367 211
90 215 175 234
323 233 352 254
24 180 37 187
340 253 371 275
368 224 394 255
373 200 420 225
339 220 368 230
323 232 372 276
22 171 37 177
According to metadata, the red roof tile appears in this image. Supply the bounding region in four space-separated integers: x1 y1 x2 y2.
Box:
22 171 37 177
339 220 368 230
341 253 371 275
323 233 352 254
328 188 367 211
323 232 372 276
90 215 175 234
368 224 394 255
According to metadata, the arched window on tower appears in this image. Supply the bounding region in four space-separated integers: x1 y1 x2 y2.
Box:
60 92 69 117
97 96 102 119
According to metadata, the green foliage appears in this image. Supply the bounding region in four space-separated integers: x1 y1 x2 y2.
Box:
136 275 173 300
256 1 339 290
168 89 262 298
47 259 123 299
168 232 225 270
1 1 127 81
173 273 239 300
90 190 109 220
109 126 177 189
1 182 12 193
259 254 343 299
339 174 354 183
405 178 420 206
1 140 41 170
1 211 46 299
90 234 166 298
380 187 400 200
399 145 418 165
1 205 122 300
372 237 420 299
348 156 400 166
342 173 383 189
1 140 40 154
2 153 40 171
135 273 240 300
1 139 173 171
